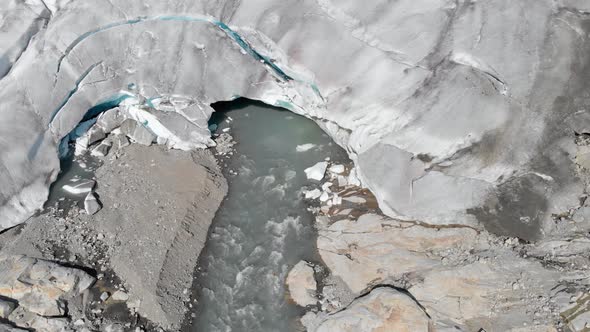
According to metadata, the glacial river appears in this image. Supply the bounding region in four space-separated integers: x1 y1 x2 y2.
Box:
189 99 347 331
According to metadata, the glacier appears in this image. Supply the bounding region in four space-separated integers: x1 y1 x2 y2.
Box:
1 0 590 240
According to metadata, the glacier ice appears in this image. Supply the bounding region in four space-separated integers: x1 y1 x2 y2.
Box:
0 0 589 238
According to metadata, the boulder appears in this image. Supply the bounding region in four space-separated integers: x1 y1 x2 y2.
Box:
0 300 16 319
84 192 101 215
286 261 317 306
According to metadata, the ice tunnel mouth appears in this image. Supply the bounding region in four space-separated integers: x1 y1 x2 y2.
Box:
45 96 353 331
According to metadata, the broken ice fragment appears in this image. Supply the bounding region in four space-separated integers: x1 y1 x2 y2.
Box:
96 107 125 133
77 127 106 149
304 189 322 200
114 134 130 149
319 192 330 202
121 119 155 146
90 141 111 157
304 162 328 181
84 192 101 215
296 144 316 152
63 180 95 195
329 164 345 174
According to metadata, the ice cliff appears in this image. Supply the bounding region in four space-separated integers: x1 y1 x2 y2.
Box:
1 0 590 238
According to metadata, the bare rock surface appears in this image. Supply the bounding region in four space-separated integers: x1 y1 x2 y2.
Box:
313 287 431 332
0 143 227 331
0 254 94 331
304 162 590 332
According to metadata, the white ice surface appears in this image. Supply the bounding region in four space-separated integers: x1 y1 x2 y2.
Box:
0 0 588 232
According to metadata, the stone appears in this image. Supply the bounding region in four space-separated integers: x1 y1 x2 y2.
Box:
84 192 101 215
561 292 590 332
62 180 95 195
0 300 16 319
0 322 27 331
313 287 431 332
100 292 110 302
286 261 317 306
576 147 590 170
571 311 590 331
304 162 328 181
111 290 129 301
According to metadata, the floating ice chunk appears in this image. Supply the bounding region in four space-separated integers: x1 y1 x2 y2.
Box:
329 164 345 174
319 192 330 202
304 162 328 181
304 189 322 200
63 180 95 195
321 182 333 193
285 170 297 182
84 192 101 215
296 144 316 152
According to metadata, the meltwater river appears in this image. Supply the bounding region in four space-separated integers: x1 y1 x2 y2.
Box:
189 100 347 332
